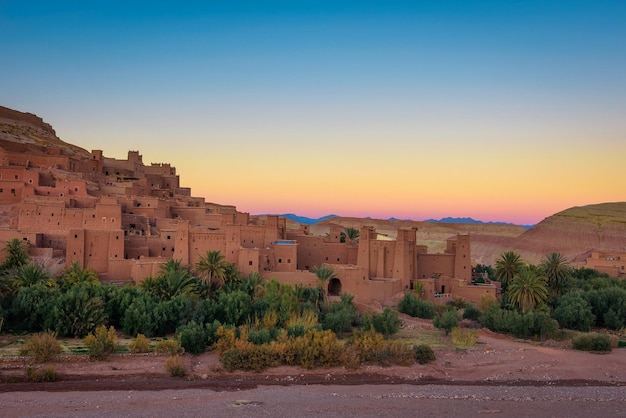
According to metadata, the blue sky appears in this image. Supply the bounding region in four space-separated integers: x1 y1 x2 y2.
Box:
2 1 625 225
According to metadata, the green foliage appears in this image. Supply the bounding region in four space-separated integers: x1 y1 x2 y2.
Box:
480 307 558 340
177 320 208 355
413 344 436 364
349 329 414 366
141 259 199 300
433 310 458 334
572 333 612 352
84 325 118 360
340 227 360 243
585 286 626 330
552 292 595 331
217 290 252 326
321 295 358 335
11 284 60 332
507 265 548 313
370 307 400 336
128 334 152 354
121 292 159 337
60 262 100 289
474 264 495 280
540 252 572 295
51 285 108 337
1 238 30 270
462 303 481 321
165 355 187 377
195 250 229 289
13 263 55 288
21 331 63 362
398 292 435 319
494 251 523 291
451 327 479 348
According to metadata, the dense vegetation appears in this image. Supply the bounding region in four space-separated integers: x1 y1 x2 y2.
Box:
1 239 623 367
0 240 430 370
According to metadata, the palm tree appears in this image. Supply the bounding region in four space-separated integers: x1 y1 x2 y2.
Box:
1 238 29 270
313 264 335 300
13 263 55 288
494 251 524 292
60 261 100 288
507 265 549 313
195 250 228 289
540 252 571 294
150 259 198 300
340 227 360 243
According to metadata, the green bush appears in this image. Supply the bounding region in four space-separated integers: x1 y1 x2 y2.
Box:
398 293 435 319
371 307 401 336
433 310 458 334
462 304 481 321
552 293 595 331
129 334 152 354
84 325 118 360
20 332 62 362
413 344 436 364
177 321 208 355
165 355 187 377
572 333 612 352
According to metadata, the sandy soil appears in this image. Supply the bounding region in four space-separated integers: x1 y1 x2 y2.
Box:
1 323 625 416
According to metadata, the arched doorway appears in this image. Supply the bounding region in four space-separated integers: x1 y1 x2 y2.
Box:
328 278 342 296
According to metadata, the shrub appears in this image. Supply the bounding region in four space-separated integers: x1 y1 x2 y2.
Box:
371 307 401 336
552 293 595 331
165 355 187 377
572 333 612 352
25 365 57 382
462 304 481 321
21 332 62 362
286 329 344 369
433 310 458 334
413 344 436 364
129 334 152 354
177 321 208 355
398 293 435 319
154 339 184 356
451 327 479 348
478 293 499 312
84 325 118 360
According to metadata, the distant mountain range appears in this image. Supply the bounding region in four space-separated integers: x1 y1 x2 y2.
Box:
276 214 532 228
425 217 533 229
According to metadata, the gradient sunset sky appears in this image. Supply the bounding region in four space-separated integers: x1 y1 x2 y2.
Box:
2 1 625 225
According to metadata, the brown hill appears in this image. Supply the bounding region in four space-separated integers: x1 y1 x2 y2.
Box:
0 105 89 158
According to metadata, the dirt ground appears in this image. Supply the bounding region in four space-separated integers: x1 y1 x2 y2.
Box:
1 320 625 416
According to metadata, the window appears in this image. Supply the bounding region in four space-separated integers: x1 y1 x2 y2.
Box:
278 258 282 263
249 261 253 266
74 234 78 238
287 259 291 263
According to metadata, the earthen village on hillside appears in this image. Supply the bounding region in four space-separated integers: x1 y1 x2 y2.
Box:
2 106 624 306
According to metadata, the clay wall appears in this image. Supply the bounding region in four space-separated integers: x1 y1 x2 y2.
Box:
145 163 175 176
237 247 260 276
290 234 350 270
269 242 297 272
416 254 455 279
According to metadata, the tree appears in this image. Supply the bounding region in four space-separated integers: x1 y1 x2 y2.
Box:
13 263 55 288
1 238 29 270
507 265 548 313
151 259 199 300
340 227 360 243
540 252 572 295
195 250 228 289
552 292 595 331
313 265 335 300
494 251 523 291
60 261 100 288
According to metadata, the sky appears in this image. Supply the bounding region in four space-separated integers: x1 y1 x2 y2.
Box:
1 1 625 226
